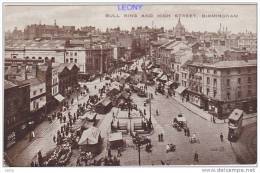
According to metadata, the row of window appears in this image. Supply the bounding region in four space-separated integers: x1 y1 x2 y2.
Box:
206 77 252 86
33 88 44 96
206 87 252 100
65 58 77 63
13 56 56 62
6 116 16 126
194 67 252 75
66 52 77 56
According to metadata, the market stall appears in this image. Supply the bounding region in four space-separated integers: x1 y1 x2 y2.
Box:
95 97 112 114
109 132 124 149
78 126 102 154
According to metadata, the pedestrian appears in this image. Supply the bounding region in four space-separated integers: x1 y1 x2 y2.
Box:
53 135 56 143
108 148 112 158
213 116 216 123
184 128 187 136
117 148 121 157
220 133 224 142
194 151 199 162
156 109 159 116
158 134 161 142
187 128 190 137
144 109 146 116
161 133 164 141
76 158 81 166
31 161 35 167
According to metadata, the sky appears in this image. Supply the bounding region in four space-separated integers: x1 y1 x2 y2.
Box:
3 4 257 33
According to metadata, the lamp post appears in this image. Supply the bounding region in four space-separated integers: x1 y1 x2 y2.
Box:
149 93 152 126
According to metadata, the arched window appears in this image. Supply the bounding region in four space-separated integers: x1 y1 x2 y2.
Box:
32 56 35 59
25 56 29 59
13 56 17 59
51 57 55 62
45 57 48 62
38 57 42 60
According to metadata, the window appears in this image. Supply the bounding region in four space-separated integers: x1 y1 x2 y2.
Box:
248 77 251 83
70 52 73 56
213 90 217 97
214 70 217 74
40 88 43 93
238 78 241 84
237 69 241 74
25 56 29 59
45 57 48 62
33 91 37 95
51 57 55 62
207 69 210 73
13 56 17 59
32 56 35 59
66 59 69 63
227 79 230 86
66 52 69 56
227 92 230 100
207 88 210 96
74 52 77 56
226 69 230 75
38 57 42 60
213 78 217 86
237 91 241 98
199 87 202 93
74 59 77 63
248 90 252 96
207 77 210 84
70 58 73 63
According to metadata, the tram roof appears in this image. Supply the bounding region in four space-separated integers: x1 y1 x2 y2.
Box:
229 109 243 121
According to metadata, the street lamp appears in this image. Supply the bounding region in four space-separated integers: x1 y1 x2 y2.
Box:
149 93 152 127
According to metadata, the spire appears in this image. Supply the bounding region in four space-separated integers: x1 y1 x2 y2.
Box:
178 17 181 24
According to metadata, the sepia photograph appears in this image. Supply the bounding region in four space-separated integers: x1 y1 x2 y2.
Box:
2 2 257 168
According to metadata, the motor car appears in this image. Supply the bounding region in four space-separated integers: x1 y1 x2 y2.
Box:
138 90 147 97
173 113 187 128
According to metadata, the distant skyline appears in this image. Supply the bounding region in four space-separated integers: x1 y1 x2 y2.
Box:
4 4 257 33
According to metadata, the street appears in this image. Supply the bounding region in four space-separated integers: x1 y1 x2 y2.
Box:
5 65 257 166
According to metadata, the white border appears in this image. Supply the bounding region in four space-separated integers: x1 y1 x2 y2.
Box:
0 1 259 173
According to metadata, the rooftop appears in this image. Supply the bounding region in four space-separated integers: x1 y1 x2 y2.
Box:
191 60 256 69
4 80 17 90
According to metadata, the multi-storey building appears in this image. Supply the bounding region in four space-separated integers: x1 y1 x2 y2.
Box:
85 44 113 74
187 60 257 118
4 80 30 149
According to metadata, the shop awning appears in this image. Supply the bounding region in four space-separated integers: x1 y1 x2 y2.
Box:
54 94 65 102
175 86 187 94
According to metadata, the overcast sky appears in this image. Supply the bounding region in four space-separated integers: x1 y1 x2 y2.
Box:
4 4 257 33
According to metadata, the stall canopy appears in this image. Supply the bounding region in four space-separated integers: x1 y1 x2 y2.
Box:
147 64 153 69
157 72 164 78
160 75 168 81
152 68 161 74
175 86 187 94
78 126 101 145
166 81 174 86
109 132 123 142
54 94 65 102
